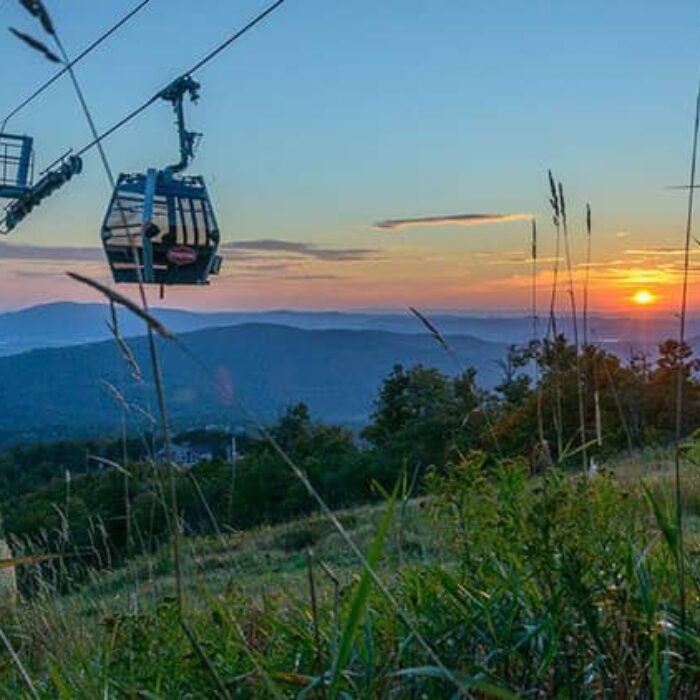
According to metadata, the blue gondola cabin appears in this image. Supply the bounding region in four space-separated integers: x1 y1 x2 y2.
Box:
101 169 222 285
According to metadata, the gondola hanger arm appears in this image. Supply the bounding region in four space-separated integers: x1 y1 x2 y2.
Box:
157 75 201 174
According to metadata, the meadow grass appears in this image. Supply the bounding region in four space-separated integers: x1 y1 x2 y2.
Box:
2 450 700 697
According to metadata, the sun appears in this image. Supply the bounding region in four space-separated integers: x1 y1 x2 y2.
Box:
631 289 657 306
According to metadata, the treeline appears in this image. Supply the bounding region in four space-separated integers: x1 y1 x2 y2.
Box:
1 334 699 568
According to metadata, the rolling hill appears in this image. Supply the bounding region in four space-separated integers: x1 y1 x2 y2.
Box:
0 323 508 445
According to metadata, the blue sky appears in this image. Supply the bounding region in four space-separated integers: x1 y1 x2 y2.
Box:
1 0 699 311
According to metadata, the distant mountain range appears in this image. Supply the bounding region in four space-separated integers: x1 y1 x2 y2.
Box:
0 322 508 446
0 302 695 446
0 302 693 357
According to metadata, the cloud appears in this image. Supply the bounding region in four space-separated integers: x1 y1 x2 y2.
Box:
0 239 378 266
373 213 533 231
624 247 700 257
220 239 378 262
473 250 525 260
12 269 65 279
473 250 561 266
227 261 340 281
575 259 630 268
0 242 103 262
236 262 298 273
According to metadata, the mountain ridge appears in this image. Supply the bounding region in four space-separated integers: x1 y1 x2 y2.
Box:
0 321 507 446
0 301 691 357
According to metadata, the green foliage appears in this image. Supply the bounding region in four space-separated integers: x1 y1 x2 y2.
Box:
5 346 700 695
4 453 700 696
5 340 700 591
0 406 379 583
362 363 486 477
492 337 700 464
328 486 396 699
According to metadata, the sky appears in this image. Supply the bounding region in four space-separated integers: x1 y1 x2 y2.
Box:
1 0 700 314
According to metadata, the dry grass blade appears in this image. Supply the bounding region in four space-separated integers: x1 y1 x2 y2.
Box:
531 218 547 451
106 316 144 383
546 171 565 458
583 203 592 346
586 202 592 234
558 181 566 219
132 403 158 427
9 27 60 62
87 454 132 478
19 0 54 34
0 625 38 699
66 272 175 339
181 620 232 700
319 559 341 665
407 306 502 456
306 548 323 673
548 169 560 221
546 170 562 339
169 460 224 541
556 177 587 471
409 306 451 354
100 379 130 412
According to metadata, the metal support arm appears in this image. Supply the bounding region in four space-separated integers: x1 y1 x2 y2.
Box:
157 75 201 174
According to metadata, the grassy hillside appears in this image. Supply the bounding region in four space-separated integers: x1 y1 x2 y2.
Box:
3 450 700 697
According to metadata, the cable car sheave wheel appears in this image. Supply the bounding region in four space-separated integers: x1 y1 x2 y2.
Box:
101 75 222 287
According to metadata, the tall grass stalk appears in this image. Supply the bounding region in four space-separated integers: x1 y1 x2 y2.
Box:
305 548 323 673
531 219 546 451
583 205 608 456
583 203 592 346
328 489 396 699
319 558 341 665
556 178 587 472
672 62 700 629
180 619 232 699
547 171 562 339
0 624 38 699
546 173 565 460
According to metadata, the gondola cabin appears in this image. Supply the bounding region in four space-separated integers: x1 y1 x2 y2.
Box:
101 168 222 285
100 75 222 287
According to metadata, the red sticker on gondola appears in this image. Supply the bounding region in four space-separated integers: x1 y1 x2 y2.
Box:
167 246 197 266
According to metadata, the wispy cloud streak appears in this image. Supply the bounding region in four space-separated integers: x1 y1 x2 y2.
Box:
221 239 377 261
624 247 700 257
374 213 533 231
0 242 103 261
0 239 378 264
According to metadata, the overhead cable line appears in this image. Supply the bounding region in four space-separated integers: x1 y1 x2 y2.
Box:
73 0 287 159
1 0 154 131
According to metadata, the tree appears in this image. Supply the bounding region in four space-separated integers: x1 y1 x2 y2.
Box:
363 364 487 477
492 337 643 463
494 346 532 407
645 340 700 438
656 339 700 375
228 403 366 526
